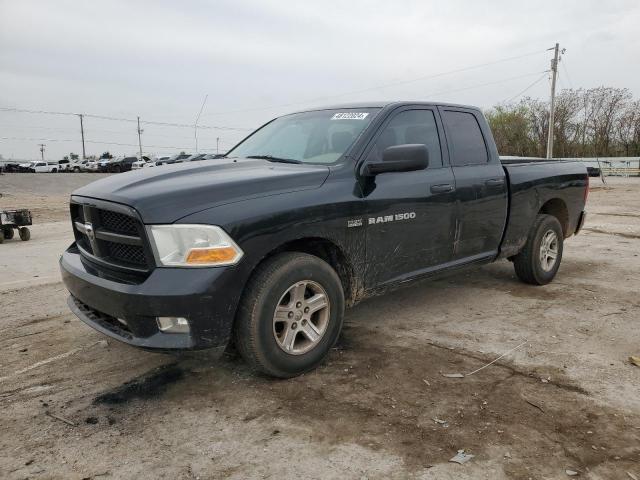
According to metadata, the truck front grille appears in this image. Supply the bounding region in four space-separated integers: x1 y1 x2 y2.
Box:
70 201 153 274
103 240 147 266
99 209 138 235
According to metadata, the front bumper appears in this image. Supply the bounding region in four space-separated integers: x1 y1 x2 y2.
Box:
60 247 245 351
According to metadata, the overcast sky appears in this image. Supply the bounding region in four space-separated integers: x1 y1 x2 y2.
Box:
1 0 639 160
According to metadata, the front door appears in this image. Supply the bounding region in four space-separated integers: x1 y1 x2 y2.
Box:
360 107 457 289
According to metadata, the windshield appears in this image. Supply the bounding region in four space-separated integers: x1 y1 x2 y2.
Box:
227 108 380 164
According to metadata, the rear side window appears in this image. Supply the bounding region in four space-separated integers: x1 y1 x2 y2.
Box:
369 109 442 168
443 111 488 166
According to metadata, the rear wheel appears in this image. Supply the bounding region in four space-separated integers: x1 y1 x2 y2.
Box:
234 252 345 378
18 227 30 241
513 214 563 285
3 228 14 240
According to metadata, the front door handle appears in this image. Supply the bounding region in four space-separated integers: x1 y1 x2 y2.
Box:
485 178 505 187
430 183 455 193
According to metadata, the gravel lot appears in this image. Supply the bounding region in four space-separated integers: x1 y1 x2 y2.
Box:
0 172 639 479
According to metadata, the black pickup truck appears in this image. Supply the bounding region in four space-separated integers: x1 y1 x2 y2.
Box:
60 101 588 377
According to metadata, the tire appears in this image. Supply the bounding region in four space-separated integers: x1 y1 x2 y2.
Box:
18 227 31 241
234 252 345 378
513 214 563 285
4 228 14 240
74 167 80 173
112 165 121 173
51 169 57 173
0 233 3 244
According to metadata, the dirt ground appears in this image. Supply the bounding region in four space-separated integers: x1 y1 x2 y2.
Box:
0 172 639 480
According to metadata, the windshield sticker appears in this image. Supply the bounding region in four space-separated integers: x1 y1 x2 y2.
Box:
331 112 369 120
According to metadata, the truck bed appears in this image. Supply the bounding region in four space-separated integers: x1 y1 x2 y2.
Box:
498 159 588 258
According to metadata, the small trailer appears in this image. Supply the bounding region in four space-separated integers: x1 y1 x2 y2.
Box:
0 209 32 243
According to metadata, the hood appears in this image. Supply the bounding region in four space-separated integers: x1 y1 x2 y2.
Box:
72 158 330 223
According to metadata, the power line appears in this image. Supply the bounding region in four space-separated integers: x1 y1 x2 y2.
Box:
0 136 234 151
0 107 253 131
202 49 550 117
501 72 550 103
1 48 550 135
560 57 574 90
194 94 208 153
0 123 234 140
425 71 549 99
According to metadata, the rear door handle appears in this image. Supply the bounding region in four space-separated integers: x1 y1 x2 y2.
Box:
485 178 505 187
430 184 455 193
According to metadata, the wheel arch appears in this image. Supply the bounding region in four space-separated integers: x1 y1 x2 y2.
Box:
538 198 569 237
252 236 360 307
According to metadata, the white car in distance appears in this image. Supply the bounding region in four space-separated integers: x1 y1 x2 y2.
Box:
31 161 60 173
142 155 170 168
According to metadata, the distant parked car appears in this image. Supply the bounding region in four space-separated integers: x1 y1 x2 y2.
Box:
18 161 36 172
176 153 205 163
30 161 59 173
201 154 226 160
142 156 170 169
57 159 71 172
131 156 152 170
95 157 115 172
70 159 89 172
157 153 191 165
107 156 143 172
1 162 21 173
84 160 99 172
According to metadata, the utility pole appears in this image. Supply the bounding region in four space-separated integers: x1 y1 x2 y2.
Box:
137 116 144 159
546 43 560 159
216 137 220 155
78 114 86 159
38 143 46 161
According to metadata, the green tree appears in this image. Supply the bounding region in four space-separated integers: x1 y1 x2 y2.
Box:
486 104 536 156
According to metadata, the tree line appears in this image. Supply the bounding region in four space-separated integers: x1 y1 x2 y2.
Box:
485 87 640 158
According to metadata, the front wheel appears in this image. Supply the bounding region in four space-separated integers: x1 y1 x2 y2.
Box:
3 228 14 240
234 252 345 378
513 214 563 285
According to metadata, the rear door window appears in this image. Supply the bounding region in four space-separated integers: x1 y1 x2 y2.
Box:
442 111 488 166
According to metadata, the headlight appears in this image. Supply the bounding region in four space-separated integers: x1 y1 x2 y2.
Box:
147 225 243 267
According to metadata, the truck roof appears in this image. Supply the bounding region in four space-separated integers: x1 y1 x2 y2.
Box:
289 101 482 115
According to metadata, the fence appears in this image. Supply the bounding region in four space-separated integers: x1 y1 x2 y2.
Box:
555 157 640 178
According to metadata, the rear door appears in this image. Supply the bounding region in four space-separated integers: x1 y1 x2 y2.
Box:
440 107 508 261
361 106 457 287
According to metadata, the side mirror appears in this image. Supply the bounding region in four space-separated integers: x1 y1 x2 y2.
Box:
364 144 429 175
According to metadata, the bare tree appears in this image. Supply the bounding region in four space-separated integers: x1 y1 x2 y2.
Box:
487 87 639 158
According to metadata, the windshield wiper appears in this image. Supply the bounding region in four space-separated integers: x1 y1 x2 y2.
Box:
246 155 302 164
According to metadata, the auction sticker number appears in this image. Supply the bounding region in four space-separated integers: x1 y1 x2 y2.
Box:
331 112 369 120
